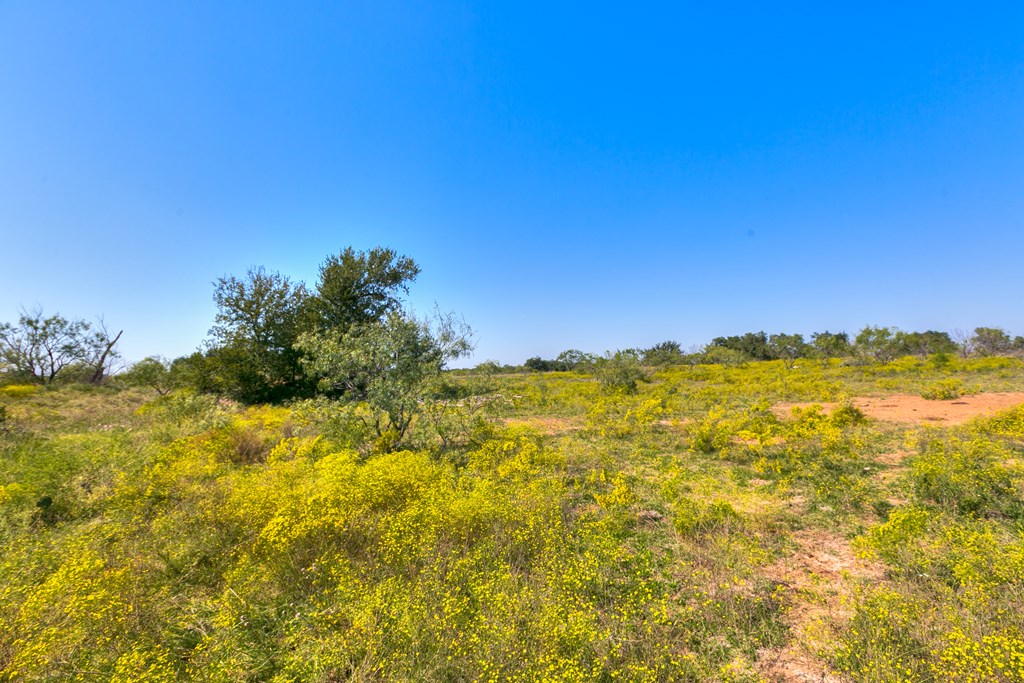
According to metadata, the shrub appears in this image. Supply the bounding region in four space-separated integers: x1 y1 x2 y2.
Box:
688 409 734 453
0 384 38 398
910 438 1019 517
118 356 173 395
921 378 973 400
829 402 866 427
674 498 743 536
594 352 646 393
586 396 665 438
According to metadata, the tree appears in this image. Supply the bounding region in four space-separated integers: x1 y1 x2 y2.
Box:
970 327 1013 357
854 326 903 363
312 247 420 333
641 341 684 366
556 349 598 371
709 332 773 361
88 320 123 384
810 331 851 365
187 247 440 406
296 310 472 449
207 267 311 402
900 330 956 357
168 352 223 395
119 356 173 395
768 333 807 369
524 356 556 372
594 351 647 393
0 309 121 384
951 329 975 358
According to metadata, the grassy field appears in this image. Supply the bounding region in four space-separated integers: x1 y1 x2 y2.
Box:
2 355 1024 682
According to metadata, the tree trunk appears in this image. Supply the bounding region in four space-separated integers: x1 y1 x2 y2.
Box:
90 330 123 384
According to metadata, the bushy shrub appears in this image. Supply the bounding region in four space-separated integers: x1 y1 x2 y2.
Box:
688 408 734 453
674 498 743 536
829 402 866 427
0 384 38 398
586 396 665 438
594 353 646 393
118 356 173 395
910 438 1019 517
921 378 972 400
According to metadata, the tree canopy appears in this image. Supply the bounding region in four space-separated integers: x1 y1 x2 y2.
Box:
312 247 420 332
195 247 423 403
296 310 472 447
0 309 121 384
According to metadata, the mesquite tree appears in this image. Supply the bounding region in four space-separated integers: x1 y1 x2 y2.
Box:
0 309 121 384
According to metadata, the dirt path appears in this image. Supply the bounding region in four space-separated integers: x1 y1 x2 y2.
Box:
757 529 885 683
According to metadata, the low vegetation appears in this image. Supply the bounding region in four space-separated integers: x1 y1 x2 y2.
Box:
2 248 1024 681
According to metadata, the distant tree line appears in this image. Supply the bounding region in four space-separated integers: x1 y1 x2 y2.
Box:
5 262 1024 397
504 326 1024 373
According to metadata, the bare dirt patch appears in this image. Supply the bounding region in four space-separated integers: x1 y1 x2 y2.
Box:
766 530 885 588
872 450 907 466
757 530 885 683
773 392 1024 426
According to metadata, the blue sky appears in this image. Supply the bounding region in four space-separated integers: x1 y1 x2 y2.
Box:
2 2 1022 365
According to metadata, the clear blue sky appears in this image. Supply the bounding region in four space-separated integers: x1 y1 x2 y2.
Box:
2 2 1022 365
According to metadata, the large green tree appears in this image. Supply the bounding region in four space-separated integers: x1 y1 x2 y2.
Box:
206 267 311 402
193 248 424 404
970 327 1013 357
641 341 684 366
810 331 851 365
899 330 956 357
854 326 904 363
312 247 420 332
768 333 808 369
708 332 772 361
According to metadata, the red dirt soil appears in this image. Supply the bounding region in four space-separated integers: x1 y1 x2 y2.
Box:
774 392 1024 425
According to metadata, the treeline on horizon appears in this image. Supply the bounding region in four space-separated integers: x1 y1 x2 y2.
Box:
512 326 1024 374
2 245 1023 403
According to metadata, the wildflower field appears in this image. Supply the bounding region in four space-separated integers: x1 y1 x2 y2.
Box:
2 355 1024 682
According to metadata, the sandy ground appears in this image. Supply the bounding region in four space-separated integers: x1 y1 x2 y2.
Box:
773 391 1024 425
757 526 884 683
